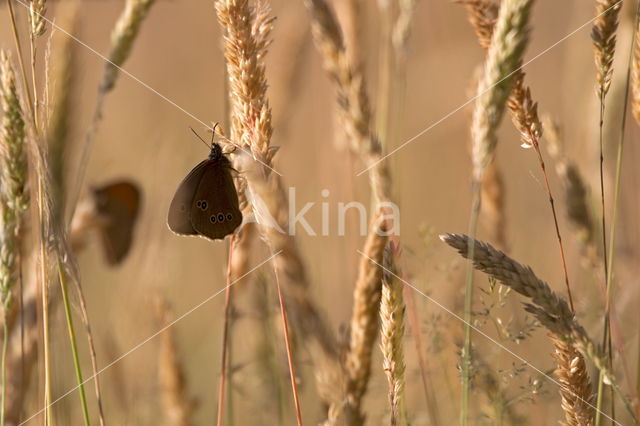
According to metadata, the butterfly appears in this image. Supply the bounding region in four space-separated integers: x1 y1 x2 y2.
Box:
93 181 141 265
168 140 242 240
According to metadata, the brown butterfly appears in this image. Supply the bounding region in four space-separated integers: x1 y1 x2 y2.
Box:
93 181 141 265
167 140 242 240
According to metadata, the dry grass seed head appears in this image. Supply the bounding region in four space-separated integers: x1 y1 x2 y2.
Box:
592 0 622 97
552 336 594 426
440 233 613 383
471 0 534 179
102 0 157 92
0 49 28 309
29 0 48 37
379 245 406 424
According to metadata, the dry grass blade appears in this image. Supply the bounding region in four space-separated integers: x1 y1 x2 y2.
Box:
379 246 406 426
553 336 595 426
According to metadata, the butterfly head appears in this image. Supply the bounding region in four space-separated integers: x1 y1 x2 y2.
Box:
209 143 223 160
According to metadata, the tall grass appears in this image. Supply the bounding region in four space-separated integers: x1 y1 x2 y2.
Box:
3 1 640 424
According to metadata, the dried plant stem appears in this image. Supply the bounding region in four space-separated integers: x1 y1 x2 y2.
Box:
217 236 235 426
461 182 481 425
271 258 303 426
69 267 105 426
592 1 623 421
598 4 640 424
35 169 52 426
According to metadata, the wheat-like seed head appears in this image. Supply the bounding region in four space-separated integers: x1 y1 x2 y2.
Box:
471 0 533 180
592 0 622 98
379 246 406 425
343 216 388 425
29 0 47 37
304 0 392 205
440 233 613 383
507 72 542 148
458 0 500 50
102 0 157 92
0 50 28 310
552 336 595 426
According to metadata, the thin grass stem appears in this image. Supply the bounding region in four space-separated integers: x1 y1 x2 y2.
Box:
57 261 91 426
217 236 235 426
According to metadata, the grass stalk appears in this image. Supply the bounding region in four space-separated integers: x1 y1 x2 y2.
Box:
57 261 91 426
591 1 627 423
217 236 235 426
271 258 303 426
461 0 534 421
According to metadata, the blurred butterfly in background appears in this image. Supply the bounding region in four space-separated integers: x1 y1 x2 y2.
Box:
167 126 242 240
93 181 141 265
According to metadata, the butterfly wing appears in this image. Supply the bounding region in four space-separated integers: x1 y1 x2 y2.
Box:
93 181 141 265
190 161 242 240
168 160 208 235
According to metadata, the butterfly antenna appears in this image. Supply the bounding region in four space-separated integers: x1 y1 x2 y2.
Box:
211 122 221 145
189 126 210 149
